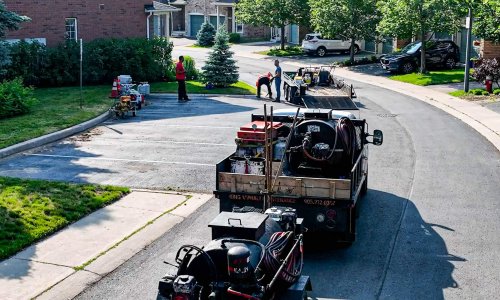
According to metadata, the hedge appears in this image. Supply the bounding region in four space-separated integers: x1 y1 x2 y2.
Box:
0 37 173 87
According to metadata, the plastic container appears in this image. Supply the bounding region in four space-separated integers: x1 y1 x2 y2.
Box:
273 138 287 161
118 75 132 84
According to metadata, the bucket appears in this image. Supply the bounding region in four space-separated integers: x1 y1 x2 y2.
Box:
230 156 247 174
248 157 265 175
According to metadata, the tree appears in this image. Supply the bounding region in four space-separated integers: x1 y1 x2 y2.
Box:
196 21 216 47
377 0 464 73
202 26 239 87
309 0 379 64
473 0 500 43
236 0 309 50
0 1 30 38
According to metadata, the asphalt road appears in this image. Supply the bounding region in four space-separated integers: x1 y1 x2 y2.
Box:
1 45 499 299
74 78 499 299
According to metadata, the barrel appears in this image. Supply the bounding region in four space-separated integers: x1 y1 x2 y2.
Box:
230 156 247 174
248 157 265 175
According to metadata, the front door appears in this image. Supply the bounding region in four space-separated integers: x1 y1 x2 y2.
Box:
190 15 204 37
209 16 226 29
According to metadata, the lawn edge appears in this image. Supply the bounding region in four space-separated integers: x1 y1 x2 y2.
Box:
0 110 111 159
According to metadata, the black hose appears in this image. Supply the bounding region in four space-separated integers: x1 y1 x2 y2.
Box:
176 245 219 283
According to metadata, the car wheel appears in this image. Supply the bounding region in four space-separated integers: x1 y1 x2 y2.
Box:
401 62 415 74
316 47 327 57
445 57 457 69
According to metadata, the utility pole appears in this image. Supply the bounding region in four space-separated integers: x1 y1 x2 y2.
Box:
464 7 473 92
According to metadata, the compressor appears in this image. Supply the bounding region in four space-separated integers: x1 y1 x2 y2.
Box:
157 209 311 300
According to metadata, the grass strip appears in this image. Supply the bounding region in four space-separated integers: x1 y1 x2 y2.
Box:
389 69 469 86
150 80 256 95
0 85 111 149
0 177 129 260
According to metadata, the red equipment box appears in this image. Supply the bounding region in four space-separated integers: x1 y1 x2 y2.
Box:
237 121 283 142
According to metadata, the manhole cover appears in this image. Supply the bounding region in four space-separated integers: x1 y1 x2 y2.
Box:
377 113 398 118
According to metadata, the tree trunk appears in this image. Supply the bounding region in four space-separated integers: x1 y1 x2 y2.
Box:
420 24 427 73
280 26 286 50
350 38 356 64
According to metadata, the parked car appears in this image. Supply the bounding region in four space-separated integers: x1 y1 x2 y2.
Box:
380 40 460 73
302 33 361 57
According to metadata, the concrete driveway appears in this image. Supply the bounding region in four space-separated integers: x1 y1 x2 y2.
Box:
0 95 289 192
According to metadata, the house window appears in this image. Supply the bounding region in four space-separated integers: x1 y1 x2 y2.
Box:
235 18 243 33
65 18 78 40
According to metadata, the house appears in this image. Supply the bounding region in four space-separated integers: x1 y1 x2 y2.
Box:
3 0 310 48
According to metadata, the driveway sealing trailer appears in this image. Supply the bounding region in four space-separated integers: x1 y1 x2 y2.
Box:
214 104 383 245
282 66 358 111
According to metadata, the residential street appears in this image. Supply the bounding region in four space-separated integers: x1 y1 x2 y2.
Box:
0 41 499 299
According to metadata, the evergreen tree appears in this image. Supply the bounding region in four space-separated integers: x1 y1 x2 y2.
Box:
196 21 216 47
202 26 239 87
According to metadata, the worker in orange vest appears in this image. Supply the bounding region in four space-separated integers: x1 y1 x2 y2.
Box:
256 72 273 99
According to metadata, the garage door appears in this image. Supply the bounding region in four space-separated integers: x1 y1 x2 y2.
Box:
289 24 299 44
190 15 204 37
365 38 376 53
209 16 225 29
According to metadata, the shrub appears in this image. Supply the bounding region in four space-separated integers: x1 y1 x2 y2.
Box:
197 22 216 47
482 90 490 96
0 78 37 119
370 55 378 62
202 26 239 87
493 89 500 95
472 58 500 88
229 33 241 43
182 56 199 80
0 38 173 87
470 88 485 95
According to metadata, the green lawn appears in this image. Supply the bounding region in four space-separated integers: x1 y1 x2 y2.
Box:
449 88 500 97
0 85 111 149
0 177 129 260
256 46 304 57
389 69 469 86
150 80 256 95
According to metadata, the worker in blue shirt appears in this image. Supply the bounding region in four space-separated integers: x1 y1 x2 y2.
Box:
274 60 282 102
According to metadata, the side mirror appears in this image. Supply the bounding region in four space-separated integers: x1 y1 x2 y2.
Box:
373 130 383 146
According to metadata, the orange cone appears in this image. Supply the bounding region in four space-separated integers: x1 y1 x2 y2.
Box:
109 78 119 98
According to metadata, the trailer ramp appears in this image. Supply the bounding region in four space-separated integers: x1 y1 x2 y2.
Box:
302 95 359 111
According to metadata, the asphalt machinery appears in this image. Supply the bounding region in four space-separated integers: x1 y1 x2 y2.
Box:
156 67 383 300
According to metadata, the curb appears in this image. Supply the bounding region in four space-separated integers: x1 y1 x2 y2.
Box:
0 110 111 159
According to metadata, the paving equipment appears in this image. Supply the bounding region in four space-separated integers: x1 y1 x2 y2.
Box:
214 103 383 244
157 210 312 300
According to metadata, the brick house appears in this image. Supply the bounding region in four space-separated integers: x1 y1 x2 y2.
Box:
3 0 308 47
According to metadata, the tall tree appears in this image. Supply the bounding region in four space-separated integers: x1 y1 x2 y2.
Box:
236 0 309 50
309 0 379 64
377 0 464 73
473 0 500 43
0 1 30 78
0 1 30 38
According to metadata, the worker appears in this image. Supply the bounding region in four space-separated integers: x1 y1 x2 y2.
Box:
256 72 273 99
274 60 282 102
176 56 190 102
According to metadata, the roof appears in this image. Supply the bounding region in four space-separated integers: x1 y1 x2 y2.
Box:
213 0 237 6
169 0 187 4
145 1 181 13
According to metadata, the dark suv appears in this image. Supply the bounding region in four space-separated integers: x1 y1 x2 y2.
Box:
380 40 460 73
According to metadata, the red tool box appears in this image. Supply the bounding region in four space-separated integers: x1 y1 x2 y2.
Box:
237 121 284 142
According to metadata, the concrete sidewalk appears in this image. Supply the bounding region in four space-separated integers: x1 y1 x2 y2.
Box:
0 190 212 300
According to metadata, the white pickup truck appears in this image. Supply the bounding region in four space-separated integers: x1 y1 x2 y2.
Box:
302 33 361 57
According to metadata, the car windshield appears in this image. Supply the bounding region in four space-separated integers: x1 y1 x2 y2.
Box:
400 41 421 54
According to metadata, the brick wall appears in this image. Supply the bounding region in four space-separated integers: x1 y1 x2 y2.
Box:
4 0 151 47
243 26 269 38
481 40 500 59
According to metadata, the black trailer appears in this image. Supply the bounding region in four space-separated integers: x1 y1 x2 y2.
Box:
282 66 357 109
214 105 383 244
